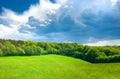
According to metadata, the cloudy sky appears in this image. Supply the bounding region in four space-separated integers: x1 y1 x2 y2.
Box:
0 0 120 45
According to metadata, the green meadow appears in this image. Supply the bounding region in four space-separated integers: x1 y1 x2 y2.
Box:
0 55 120 79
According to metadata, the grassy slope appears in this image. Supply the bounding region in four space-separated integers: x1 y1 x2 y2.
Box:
0 55 120 79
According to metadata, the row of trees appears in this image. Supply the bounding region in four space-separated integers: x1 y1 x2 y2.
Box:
0 39 120 63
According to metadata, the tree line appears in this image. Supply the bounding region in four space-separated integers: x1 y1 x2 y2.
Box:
0 39 120 63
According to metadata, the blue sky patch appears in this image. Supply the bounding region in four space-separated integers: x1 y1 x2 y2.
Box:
0 0 39 14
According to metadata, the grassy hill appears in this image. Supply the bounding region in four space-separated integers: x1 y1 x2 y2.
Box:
0 55 120 79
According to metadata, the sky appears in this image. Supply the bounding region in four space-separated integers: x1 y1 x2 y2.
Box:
0 0 120 46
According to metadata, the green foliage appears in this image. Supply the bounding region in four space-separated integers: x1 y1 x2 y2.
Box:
0 39 120 63
16 47 25 56
85 48 99 62
96 55 120 63
73 51 83 58
0 49 3 56
3 41 16 56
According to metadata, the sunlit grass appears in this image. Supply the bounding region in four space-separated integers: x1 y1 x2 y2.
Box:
0 55 120 79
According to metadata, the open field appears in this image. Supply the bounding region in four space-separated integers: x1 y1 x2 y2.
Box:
0 55 120 79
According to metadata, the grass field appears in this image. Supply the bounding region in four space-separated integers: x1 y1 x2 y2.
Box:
0 55 120 79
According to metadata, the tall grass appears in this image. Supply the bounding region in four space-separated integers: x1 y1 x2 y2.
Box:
0 55 120 79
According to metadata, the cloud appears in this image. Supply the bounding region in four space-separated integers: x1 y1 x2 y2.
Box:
0 0 119 45
111 0 118 5
0 24 46 40
0 0 67 40
0 0 63 23
85 39 120 46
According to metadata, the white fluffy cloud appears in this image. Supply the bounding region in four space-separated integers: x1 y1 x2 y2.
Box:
0 24 46 40
0 0 67 40
111 0 118 5
85 39 120 46
0 0 119 45
0 0 65 23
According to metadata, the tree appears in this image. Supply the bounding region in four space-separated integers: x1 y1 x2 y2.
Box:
3 41 16 56
37 47 46 55
46 46 58 54
73 51 83 58
85 48 100 62
0 43 2 48
0 49 3 56
16 47 25 56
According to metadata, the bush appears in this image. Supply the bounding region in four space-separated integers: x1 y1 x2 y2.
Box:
0 49 3 56
0 39 120 63
73 51 83 58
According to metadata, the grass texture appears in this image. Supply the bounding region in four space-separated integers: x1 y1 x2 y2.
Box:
0 55 120 79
